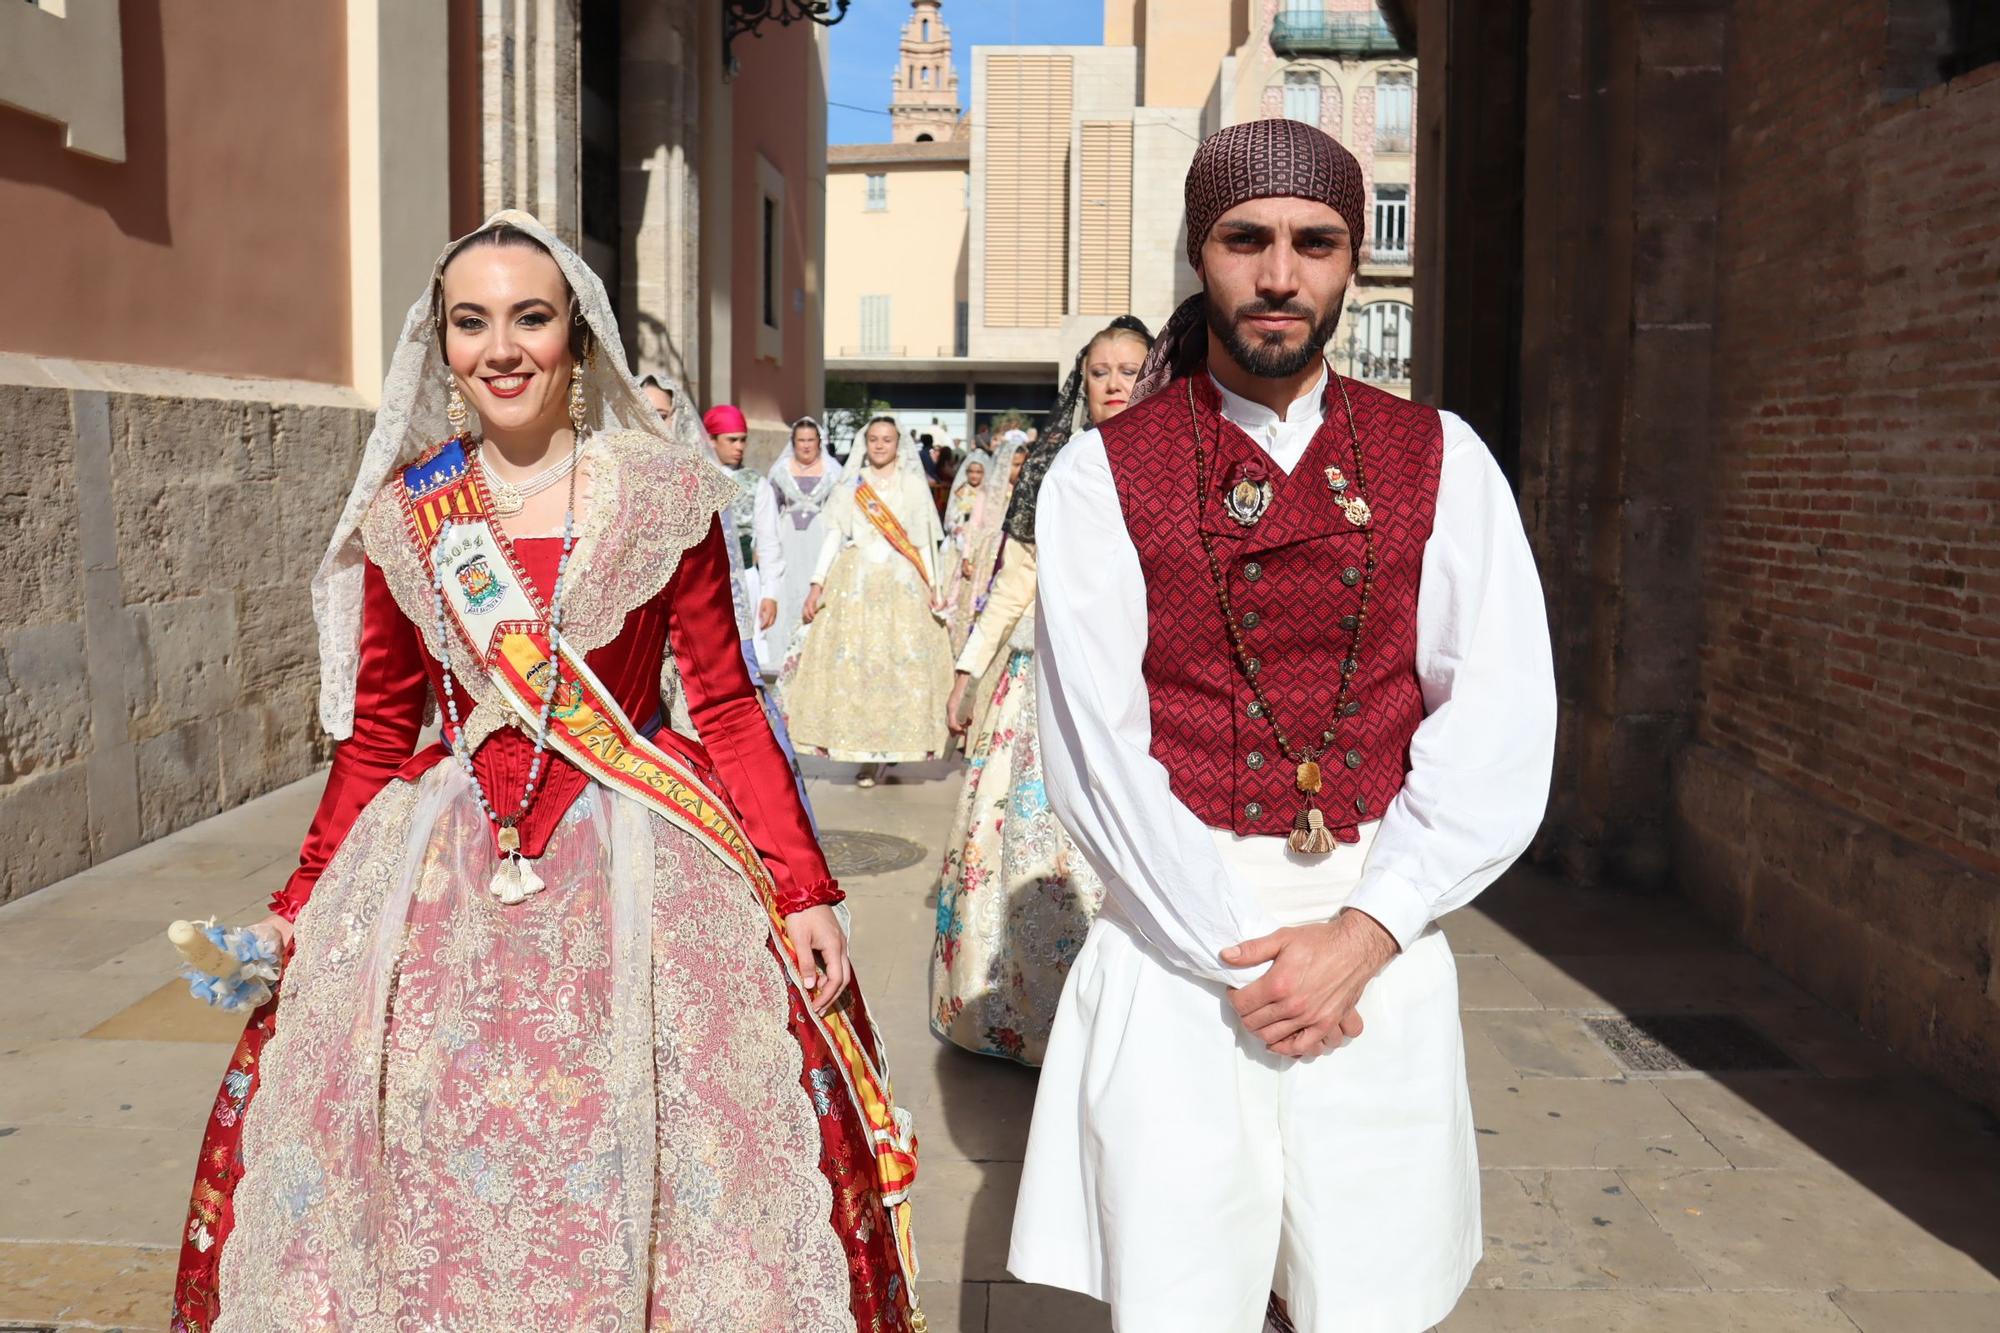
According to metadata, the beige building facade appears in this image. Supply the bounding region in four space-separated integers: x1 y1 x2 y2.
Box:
0 0 829 903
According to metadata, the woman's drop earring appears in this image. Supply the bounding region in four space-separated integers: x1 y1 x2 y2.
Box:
568 360 588 436
447 381 471 440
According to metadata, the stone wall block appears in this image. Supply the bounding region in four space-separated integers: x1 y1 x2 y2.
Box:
1743 863 1879 1020
202 480 285 591
132 595 240 740
1614 498 1704 715
0 386 82 627
0 621 90 782
1632 216 1718 325
110 393 246 480
1635 3 1728 71
1622 326 1716 496
0 767 92 904
216 702 325 810
1632 66 1726 221
1855 829 1999 987
234 585 319 698
1667 743 1755 935
135 718 222 842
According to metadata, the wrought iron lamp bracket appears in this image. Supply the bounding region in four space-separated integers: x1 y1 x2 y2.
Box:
723 0 852 77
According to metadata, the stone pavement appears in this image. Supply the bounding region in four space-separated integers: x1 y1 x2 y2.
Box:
3 759 1999 1332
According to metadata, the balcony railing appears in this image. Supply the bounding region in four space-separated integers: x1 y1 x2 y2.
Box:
1375 129 1414 155
1370 245 1412 266
1270 13 1408 59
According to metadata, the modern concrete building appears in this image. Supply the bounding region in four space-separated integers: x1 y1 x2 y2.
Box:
0 0 831 902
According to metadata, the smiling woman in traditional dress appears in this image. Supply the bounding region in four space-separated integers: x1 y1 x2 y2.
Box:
783 415 954 786
930 316 1152 1065
170 212 924 1333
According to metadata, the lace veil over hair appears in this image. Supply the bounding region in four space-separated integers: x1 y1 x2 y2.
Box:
1005 314 1154 546
313 211 710 738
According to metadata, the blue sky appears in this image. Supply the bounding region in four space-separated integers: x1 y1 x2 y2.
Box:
826 0 1104 144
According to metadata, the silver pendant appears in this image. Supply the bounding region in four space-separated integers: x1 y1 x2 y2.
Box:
1224 476 1274 526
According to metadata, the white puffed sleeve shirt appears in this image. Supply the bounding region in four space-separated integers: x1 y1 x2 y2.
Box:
1033 370 1557 988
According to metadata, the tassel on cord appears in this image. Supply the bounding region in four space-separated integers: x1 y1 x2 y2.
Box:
1288 806 1337 856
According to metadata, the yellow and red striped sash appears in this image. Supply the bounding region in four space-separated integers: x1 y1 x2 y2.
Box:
853 477 932 585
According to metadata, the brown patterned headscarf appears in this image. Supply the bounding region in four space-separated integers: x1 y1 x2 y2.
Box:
1132 119 1367 405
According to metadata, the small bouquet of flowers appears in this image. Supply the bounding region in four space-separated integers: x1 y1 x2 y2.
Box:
168 918 284 1012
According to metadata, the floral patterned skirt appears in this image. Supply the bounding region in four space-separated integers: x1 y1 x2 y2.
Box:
173 763 916 1333
929 650 1104 1066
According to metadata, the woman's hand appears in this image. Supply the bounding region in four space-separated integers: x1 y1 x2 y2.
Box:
785 905 851 1014
253 912 295 951
802 585 823 623
946 672 972 734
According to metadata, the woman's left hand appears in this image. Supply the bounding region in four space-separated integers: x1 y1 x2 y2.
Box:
785 905 851 1014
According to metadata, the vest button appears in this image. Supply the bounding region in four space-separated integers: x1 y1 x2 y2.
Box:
1342 699 1361 717
1247 700 1266 719
1241 610 1262 629
1341 657 1358 677
1345 748 1364 769
1245 656 1262 677
1340 614 1359 631
1246 750 1265 770
1245 801 1264 820
1355 795 1370 815
1243 560 1264 582
1340 566 1362 586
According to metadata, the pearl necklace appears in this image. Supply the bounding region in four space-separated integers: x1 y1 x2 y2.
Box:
432 444 580 904
480 440 582 516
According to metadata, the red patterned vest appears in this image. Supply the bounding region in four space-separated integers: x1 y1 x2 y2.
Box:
1100 372 1442 840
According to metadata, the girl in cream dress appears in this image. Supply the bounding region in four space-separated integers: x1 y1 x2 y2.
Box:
783 416 954 782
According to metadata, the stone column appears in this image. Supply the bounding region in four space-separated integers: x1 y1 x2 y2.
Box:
480 0 583 245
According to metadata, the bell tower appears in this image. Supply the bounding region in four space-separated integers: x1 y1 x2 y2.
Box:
889 0 960 144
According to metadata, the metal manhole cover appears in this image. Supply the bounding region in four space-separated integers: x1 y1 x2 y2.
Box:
819 828 928 878
1584 1014 1800 1074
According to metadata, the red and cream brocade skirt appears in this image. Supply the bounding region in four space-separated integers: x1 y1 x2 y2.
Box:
172 763 916 1333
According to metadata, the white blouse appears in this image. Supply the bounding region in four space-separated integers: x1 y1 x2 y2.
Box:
1033 373 1558 988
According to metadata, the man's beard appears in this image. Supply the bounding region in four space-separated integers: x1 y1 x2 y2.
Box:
1206 290 1345 379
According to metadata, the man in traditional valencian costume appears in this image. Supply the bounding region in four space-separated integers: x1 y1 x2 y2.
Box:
1008 120 1558 1332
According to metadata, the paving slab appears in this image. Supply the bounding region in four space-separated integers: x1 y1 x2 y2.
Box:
0 1240 176 1332
1465 1009 1628 1080
1471 1168 1704 1290
1468 1077 1728 1170
1618 1166 2000 1293
986 1280 1112 1332
1832 1290 2000 1332
1440 1288 1855 1331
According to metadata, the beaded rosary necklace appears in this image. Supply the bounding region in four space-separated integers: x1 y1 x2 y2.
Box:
431 430 582 905
1186 373 1378 855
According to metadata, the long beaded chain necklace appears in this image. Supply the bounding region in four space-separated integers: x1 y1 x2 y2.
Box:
431 431 582 904
1187 373 1378 855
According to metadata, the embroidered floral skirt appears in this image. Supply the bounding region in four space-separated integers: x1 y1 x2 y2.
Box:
783 550 953 764
172 764 916 1333
930 650 1104 1066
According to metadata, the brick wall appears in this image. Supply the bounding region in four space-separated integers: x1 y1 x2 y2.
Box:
1676 2 2000 1105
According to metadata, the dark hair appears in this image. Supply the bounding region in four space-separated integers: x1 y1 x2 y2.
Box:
434 224 591 362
